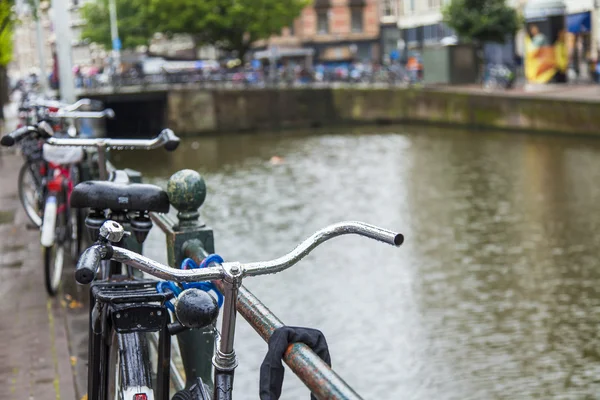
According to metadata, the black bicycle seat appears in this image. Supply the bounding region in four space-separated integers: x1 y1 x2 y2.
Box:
70 181 170 213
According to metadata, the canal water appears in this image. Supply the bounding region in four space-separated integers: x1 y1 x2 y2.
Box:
111 126 600 399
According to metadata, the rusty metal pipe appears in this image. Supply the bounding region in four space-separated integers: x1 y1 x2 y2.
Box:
183 243 364 399
218 281 364 400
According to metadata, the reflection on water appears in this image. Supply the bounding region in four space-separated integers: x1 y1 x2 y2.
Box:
114 126 600 399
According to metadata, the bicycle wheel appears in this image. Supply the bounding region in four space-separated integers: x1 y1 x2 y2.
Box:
69 207 83 261
69 164 84 260
43 242 65 296
43 195 64 296
107 331 154 400
18 161 44 227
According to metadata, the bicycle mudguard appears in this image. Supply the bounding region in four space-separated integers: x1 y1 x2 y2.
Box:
41 196 57 247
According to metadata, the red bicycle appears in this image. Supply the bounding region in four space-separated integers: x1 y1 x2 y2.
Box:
39 142 85 295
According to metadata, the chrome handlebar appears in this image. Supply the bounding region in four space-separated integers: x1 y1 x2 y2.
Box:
22 98 114 119
46 128 180 151
25 97 90 111
75 221 403 284
50 108 115 119
61 98 92 112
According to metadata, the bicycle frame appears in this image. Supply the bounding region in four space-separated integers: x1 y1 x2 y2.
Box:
85 210 172 400
40 162 77 247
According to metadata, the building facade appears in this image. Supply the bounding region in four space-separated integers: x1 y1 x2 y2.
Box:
10 0 98 80
379 0 401 63
392 0 598 71
255 0 380 64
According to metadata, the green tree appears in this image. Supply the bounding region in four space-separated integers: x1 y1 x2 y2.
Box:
0 0 14 121
80 0 153 50
147 0 309 60
0 0 13 67
442 0 521 45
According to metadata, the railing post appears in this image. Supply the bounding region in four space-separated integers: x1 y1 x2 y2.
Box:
161 169 216 390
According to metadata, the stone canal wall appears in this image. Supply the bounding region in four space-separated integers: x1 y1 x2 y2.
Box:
87 87 600 137
165 87 600 136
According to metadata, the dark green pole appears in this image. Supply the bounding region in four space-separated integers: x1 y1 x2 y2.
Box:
162 169 216 390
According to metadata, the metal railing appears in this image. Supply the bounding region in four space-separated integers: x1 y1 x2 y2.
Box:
149 169 363 399
77 68 423 95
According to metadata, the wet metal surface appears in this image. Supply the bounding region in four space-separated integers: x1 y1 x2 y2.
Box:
110 126 600 399
230 282 362 399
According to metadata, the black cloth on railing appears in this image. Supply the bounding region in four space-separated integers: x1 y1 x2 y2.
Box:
259 326 331 400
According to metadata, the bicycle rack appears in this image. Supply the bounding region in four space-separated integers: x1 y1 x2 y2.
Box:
151 169 363 399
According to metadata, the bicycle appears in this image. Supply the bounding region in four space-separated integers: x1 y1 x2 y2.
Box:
1 124 178 296
12 98 113 228
74 213 403 399
482 64 516 91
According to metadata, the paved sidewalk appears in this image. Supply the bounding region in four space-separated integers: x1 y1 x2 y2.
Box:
0 123 77 398
433 83 600 102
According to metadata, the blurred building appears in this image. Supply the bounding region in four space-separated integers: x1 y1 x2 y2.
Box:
396 0 456 52
394 0 598 73
379 0 401 63
254 0 380 64
148 33 219 60
10 0 97 79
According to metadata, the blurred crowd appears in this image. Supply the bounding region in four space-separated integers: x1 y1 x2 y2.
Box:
58 60 424 89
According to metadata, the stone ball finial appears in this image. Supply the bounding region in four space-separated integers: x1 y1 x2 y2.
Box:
167 169 206 222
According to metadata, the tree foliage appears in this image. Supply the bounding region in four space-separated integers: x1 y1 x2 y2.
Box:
0 0 14 67
442 0 521 44
146 0 309 59
80 0 153 50
81 0 308 59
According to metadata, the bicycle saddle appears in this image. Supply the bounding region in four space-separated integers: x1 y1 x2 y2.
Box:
70 181 170 213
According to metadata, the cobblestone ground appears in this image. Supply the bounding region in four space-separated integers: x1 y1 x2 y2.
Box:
0 152 77 400
0 102 78 399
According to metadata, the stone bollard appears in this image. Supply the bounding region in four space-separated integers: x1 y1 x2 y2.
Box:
157 169 216 389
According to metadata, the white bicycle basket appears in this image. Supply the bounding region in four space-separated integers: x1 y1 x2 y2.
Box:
42 144 84 165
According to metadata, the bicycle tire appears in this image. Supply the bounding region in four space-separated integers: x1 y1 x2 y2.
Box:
107 331 154 400
69 164 84 260
18 161 43 227
43 243 65 296
69 207 84 261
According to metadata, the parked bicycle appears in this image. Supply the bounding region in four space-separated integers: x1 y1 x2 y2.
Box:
73 210 403 399
12 98 113 229
0 123 178 296
483 64 516 91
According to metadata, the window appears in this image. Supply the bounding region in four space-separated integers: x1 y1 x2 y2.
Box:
317 10 328 34
382 0 393 16
351 8 363 33
423 23 456 43
404 27 419 46
410 0 415 12
428 0 441 8
289 23 295 36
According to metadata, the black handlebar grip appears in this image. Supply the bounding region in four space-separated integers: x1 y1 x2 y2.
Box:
162 129 181 152
1 126 33 147
75 247 101 284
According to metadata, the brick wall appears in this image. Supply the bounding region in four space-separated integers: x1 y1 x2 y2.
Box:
268 0 380 46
